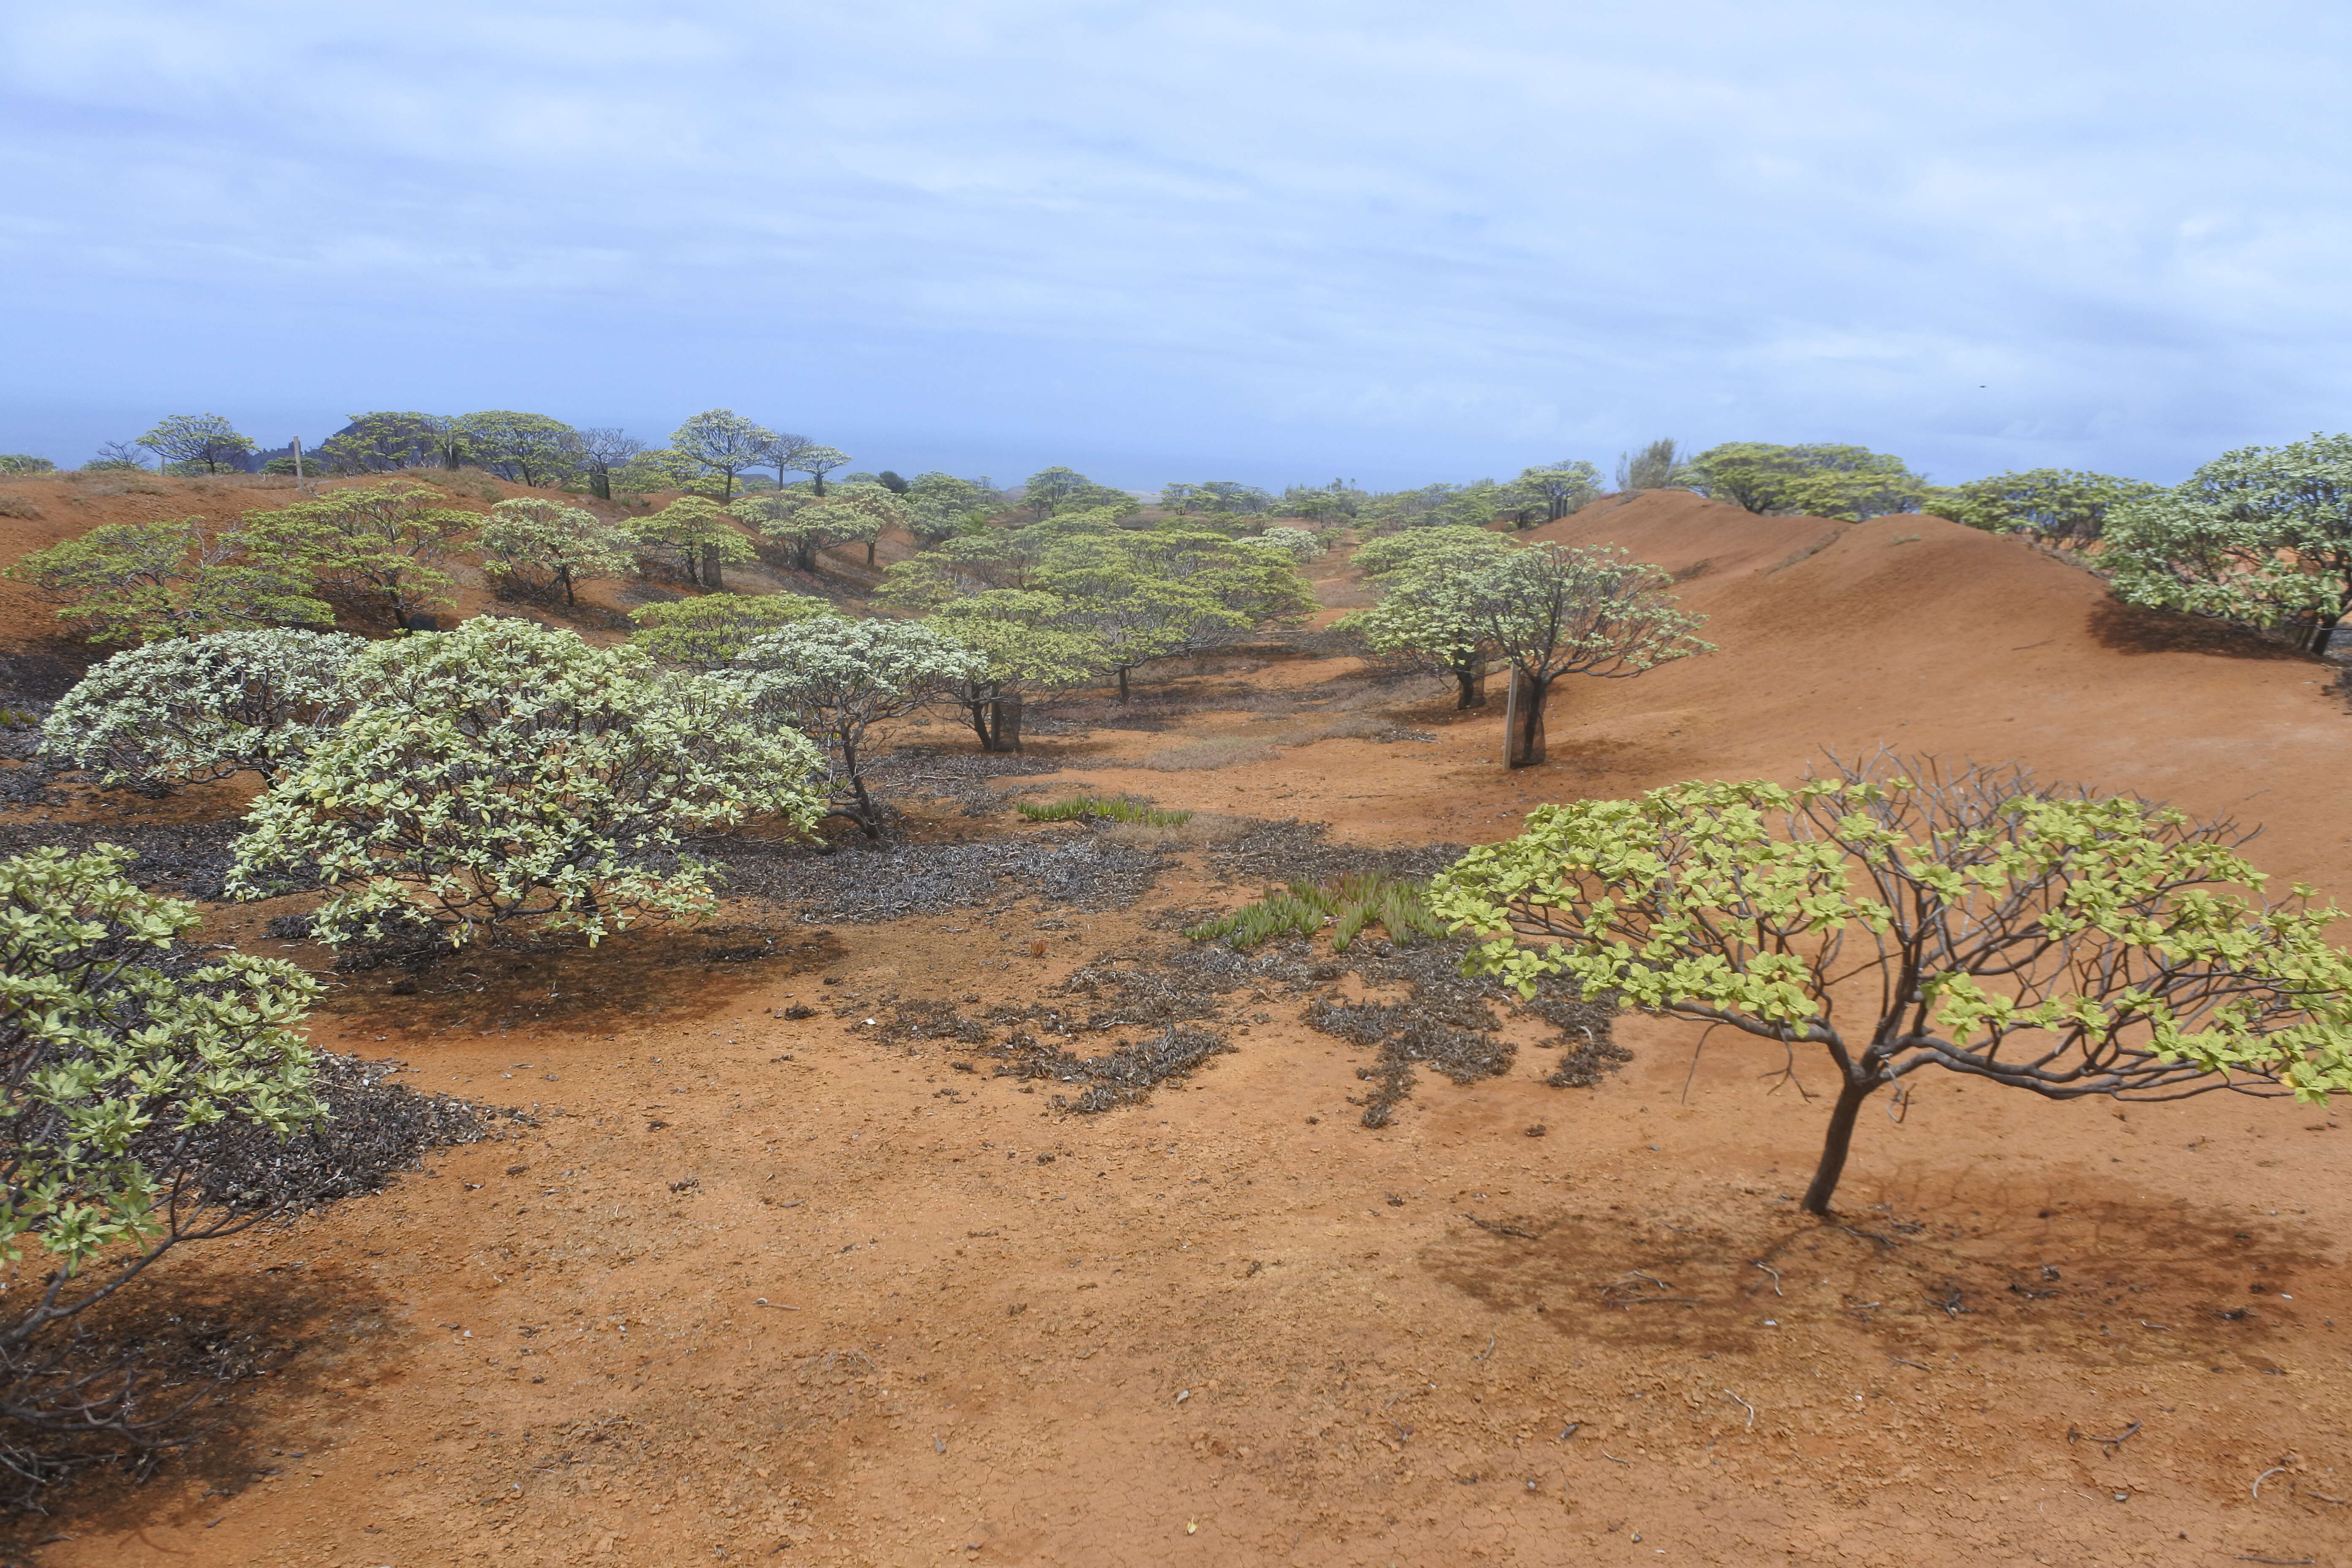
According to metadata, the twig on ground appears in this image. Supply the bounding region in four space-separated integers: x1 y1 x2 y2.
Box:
1600 1451 1630 1466
1720 1390 1755 1429
1556 1422 1582 1442
1835 1223 1899 1250
753 1298 800 1310
2231 1557 2313 1565
1623 1271 1671 1289
2066 1421 2141 1456
1751 1261 1782 1296
1464 1213 1543 1240
2252 1466 2286 1498
1888 1356 1935 1372
1475 1334 1495 1362
2301 1488 2349 1505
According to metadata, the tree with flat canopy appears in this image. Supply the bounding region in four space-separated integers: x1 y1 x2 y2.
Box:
1337 525 1518 709
1428 752 2352 1216
924 590 1103 752
1405 541 1710 766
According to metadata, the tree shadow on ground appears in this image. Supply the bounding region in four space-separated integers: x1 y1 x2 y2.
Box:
2087 599 2318 662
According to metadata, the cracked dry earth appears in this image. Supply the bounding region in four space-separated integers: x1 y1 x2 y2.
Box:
10 487 2352 1566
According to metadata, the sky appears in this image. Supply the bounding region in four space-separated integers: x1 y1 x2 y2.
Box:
2 0 2348 492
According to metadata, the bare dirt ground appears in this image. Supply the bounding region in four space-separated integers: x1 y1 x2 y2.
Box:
3 482 2349 1566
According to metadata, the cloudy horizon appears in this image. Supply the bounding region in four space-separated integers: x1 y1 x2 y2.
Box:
3 0 2346 492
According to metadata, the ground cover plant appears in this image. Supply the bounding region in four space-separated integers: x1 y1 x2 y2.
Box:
1429 751 2352 1214
1015 795 1193 828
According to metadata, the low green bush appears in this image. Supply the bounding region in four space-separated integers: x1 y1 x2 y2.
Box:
1185 871 1445 952
1017 795 1193 828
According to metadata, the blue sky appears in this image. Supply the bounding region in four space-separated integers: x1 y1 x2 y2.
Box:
3 0 2347 491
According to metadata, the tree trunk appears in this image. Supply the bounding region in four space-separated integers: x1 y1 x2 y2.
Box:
560 567 576 605
1454 664 1487 709
1504 669 1549 768
1801 1074 1878 1216
990 695 1024 752
967 701 996 751
2311 612 2341 656
1116 666 1130 703
849 770 882 839
866 539 877 567
813 473 827 497
591 469 611 501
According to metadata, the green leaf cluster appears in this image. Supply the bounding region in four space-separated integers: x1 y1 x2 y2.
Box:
1684 442 1927 521
235 482 479 626
1923 467 2160 545
228 618 824 947
5 516 333 645
0 844 322 1287
626 591 839 669
478 498 636 604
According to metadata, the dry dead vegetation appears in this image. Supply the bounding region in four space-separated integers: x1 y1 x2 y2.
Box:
0 484 2349 1567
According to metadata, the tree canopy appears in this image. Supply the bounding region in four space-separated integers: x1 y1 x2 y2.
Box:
2102 433 2352 653
41 629 364 789
628 496 757 589
1684 442 1927 521
137 414 256 475
669 410 776 500
1924 467 2160 547
1337 525 1521 708
235 482 479 626
451 411 583 488
5 517 331 645
626 591 839 669
1429 754 2352 1214
230 618 822 947
478 498 637 603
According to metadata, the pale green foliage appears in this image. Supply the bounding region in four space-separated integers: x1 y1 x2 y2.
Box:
1924 467 2160 546
2102 434 2352 652
0 844 323 1288
315 411 447 474
1516 461 1605 521
451 411 583 488
1160 481 1274 516
1360 481 1509 531
902 472 1001 544
610 447 696 496
669 410 776 500
235 482 479 626
1615 438 1684 493
778 443 851 495
41 629 364 789
229 619 822 948
626 591 839 669
0 455 54 474
628 496 757 587
1336 528 1520 706
1685 442 1927 521
5 517 333 645
1186 874 1443 952
478 498 636 604
741 484 901 569
725 619 985 835
1429 754 2352 1212
136 414 256 475
923 589 1105 750
1239 526 1323 563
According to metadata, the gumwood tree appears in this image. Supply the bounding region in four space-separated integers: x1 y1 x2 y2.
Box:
1614 438 1682 493
628 497 757 589
0 455 52 474
731 490 887 572
478 498 636 604
670 410 776 500
780 443 851 497
234 482 479 627
1337 526 1519 708
626 591 838 669
924 591 1103 752
2102 434 2352 653
137 414 256 475
230 618 822 947
1684 443 1926 521
1516 461 1605 521
1429 754 2352 1216
41 629 364 789
314 412 446 474
725 619 984 837
1239 526 1323 564
450 411 583 488
1022 467 1091 518
86 441 146 471
1924 468 2160 547
5 517 332 644
1437 543 1710 766
901 472 997 545
575 428 645 500
0 845 324 1426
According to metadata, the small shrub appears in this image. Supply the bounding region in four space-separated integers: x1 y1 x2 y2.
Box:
1185 872 1446 952
1016 795 1193 828
0 494 43 520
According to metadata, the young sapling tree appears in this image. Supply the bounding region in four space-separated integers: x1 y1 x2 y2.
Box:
1429 753 2352 1216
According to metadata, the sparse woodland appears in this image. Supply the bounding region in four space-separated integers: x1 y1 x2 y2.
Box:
1 414 2351 1558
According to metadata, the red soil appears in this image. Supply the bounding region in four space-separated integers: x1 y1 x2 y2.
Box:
3 484 2349 1567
